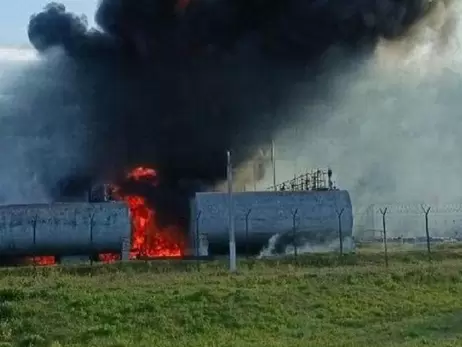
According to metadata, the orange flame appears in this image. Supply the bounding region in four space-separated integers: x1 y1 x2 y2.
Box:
99 253 119 263
28 166 184 266
30 256 55 266
127 167 156 181
112 166 185 259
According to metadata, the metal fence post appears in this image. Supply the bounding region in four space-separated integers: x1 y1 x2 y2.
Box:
32 214 38 270
245 209 252 259
144 223 149 263
195 211 202 257
291 208 299 258
421 205 431 261
336 208 345 256
89 212 95 267
379 208 388 268
195 211 202 271
121 237 130 261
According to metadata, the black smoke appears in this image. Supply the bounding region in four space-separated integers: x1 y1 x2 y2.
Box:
26 0 435 224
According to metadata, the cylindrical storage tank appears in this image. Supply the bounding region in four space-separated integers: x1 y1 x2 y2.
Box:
0 202 131 257
190 190 353 255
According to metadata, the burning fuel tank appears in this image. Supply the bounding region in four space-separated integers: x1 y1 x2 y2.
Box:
189 190 353 255
0 202 130 259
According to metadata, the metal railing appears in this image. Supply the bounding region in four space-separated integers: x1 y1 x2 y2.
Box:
267 168 337 192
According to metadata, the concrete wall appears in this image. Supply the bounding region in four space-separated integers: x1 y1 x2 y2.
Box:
190 190 353 246
0 202 131 256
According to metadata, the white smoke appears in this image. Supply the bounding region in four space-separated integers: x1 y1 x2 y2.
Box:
0 47 92 204
258 234 356 258
257 1 462 210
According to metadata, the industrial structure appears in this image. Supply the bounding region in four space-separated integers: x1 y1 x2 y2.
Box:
0 167 353 264
0 202 130 264
190 168 353 256
268 168 336 192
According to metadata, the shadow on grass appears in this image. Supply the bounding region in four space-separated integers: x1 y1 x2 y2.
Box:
400 311 462 342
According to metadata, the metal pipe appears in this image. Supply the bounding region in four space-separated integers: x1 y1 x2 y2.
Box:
227 150 237 272
271 140 276 190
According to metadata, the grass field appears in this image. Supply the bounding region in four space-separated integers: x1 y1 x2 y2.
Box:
1 246 462 347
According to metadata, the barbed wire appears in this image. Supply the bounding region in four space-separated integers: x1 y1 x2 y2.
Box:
355 203 462 214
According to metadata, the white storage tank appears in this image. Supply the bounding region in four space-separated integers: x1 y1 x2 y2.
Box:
0 202 131 257
190 190 353 255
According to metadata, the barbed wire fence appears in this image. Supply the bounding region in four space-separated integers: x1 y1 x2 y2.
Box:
193 204 354 262
189 202 462 271
4 201 462 272
354 203 462 267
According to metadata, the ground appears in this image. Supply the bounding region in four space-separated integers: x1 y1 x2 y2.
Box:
1 246 462 346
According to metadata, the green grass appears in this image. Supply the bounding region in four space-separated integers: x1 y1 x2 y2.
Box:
1 246 462 346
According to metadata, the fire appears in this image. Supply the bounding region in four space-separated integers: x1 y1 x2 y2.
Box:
30 256 55 266
127 167 156 181
25 166 184 266
99 253 120 263
113 166 185 259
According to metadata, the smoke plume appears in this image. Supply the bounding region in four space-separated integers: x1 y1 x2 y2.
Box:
0 48 94 204
20 0 454 222
261 0 462 210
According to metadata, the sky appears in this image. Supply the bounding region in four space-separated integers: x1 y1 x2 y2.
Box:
0 0 98 48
